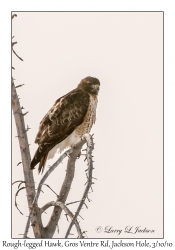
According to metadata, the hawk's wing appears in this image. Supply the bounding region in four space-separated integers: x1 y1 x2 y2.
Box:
30 88 90 172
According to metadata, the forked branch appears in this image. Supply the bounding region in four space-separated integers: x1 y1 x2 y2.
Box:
40 201 84 238
24 134 95 238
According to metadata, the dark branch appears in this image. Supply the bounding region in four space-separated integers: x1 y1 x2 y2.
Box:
22 111 29 116
12 41 17 47
16 84 25 88
12 180 25 185
42 184 59 198
66 200 81 206
15 187 26 215
12 49 24 61
12 14 17 19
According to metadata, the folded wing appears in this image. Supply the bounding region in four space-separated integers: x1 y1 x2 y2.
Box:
30 88 90 173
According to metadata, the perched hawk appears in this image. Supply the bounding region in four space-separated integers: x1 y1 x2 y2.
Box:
30 76 100 174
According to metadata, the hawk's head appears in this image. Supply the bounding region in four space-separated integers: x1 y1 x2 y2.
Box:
77 76 100 95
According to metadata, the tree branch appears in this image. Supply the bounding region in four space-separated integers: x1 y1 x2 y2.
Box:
12 48 24 61
40 201 84 238
12 14 17 19
24 134 94 238
12 81 42 238
12 15 41 237
15 186 26 215
43 138 87 238
24 139 86 238
65 134 95 238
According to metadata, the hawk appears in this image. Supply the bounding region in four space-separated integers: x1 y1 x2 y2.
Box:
30 76 100 174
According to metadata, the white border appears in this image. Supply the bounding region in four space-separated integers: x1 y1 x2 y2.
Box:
0 0 175 249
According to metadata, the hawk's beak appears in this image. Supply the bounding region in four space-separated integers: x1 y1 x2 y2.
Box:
94 85 99 91
92 84 100 94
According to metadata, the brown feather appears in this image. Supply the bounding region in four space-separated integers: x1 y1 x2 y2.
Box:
38 152 48 174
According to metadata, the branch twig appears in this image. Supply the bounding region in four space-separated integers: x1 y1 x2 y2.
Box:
42 184 59 197
12 14 17 19
16 84 25 88
15 187 26 215
12 180 25 186
66 200 81 206
12 49 24 61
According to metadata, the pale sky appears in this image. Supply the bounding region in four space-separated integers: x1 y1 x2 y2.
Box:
12 12 163 239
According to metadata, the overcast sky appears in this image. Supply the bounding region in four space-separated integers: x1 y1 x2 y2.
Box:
12 12 163 239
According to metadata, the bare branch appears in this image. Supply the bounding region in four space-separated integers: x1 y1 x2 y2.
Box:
24 133 92 238
18 182 25 189
12 81 41 238
44 139 86 237
66 200 81 206
78 214 84 220
12 180 25 186
32 140 86 207
24 137 87 238
23 213 32 238
12 49 24 61
22 111 29 116
15 84 25 88
12 41 17 47
42 184 59 197
12 180 26 191
12 14 17 19
40 201 84 238
65 134 95 238
83 203 88 209
25 125 31 133
15 187 26 215
86 196 91 202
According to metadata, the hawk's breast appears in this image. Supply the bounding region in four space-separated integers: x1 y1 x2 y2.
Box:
48 95 98 159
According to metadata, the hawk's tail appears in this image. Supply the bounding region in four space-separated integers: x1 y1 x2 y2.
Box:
38 153 48 174
30 148 49 174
